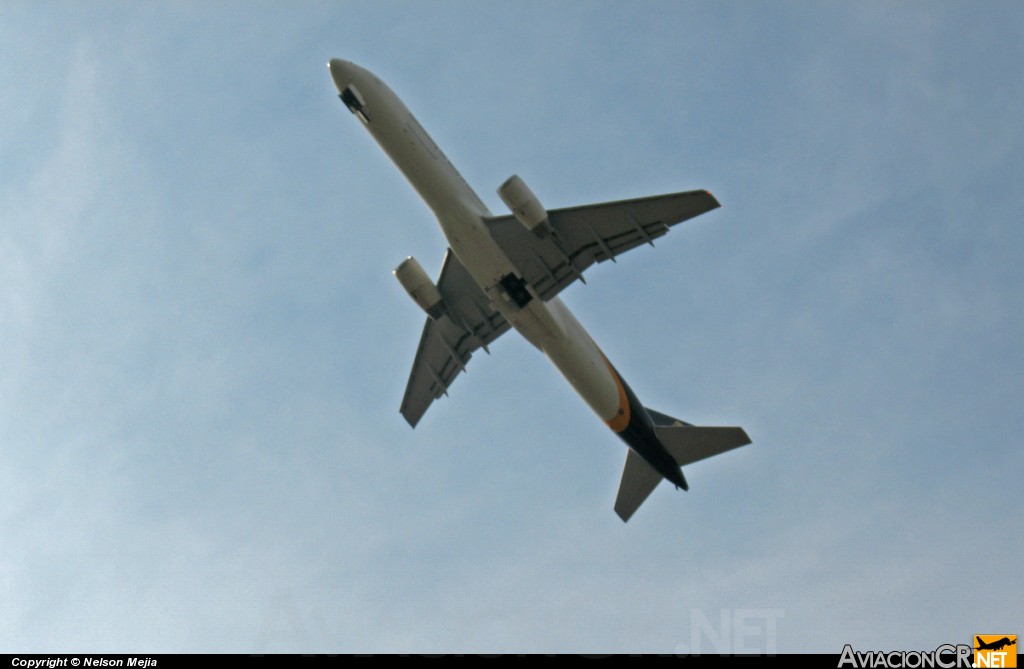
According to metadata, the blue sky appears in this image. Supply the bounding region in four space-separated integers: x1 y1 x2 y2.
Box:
1 1 1021 654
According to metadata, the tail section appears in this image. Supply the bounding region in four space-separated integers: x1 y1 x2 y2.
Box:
613 408 751 522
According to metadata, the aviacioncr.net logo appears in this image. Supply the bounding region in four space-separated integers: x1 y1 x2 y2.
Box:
838 644 973 668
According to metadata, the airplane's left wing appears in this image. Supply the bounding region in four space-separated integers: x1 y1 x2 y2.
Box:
484 189 720 301
400 250 511 427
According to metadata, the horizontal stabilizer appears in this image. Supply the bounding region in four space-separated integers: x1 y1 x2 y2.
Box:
615 449 663 522
655 425 751 467
614 410 752 522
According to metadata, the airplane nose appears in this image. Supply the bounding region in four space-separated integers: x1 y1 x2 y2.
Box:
327 58 353 92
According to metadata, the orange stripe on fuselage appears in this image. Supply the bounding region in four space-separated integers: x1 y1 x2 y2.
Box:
599 351 631 433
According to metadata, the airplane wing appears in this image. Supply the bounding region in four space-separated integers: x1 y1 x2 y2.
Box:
484 189 720 301
400 250 511 427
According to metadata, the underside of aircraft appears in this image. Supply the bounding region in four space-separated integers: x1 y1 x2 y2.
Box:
328 58 751 521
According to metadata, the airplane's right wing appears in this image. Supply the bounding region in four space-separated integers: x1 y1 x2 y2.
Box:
400 250 511 427
484 189 720 301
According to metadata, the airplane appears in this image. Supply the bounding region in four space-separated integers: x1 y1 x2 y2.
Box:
975 637 1016 652
327 59 751 521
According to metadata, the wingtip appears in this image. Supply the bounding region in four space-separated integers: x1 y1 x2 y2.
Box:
703 190 722 209
401 409 420 429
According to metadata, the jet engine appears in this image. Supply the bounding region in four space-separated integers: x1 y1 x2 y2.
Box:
394 256 445 319
497 175 552 238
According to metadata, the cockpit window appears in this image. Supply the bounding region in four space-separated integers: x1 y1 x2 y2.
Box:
340 85 370 124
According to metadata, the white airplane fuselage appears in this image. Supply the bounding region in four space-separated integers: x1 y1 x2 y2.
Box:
329 59 686 489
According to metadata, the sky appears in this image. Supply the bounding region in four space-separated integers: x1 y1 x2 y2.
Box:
1 0 1021 654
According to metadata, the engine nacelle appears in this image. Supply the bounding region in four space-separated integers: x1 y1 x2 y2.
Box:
394 256 445 319
497 174 552 238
